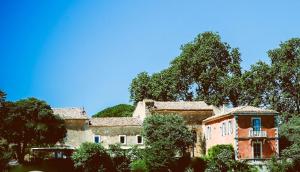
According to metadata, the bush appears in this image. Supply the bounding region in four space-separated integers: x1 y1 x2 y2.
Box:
0 139 12 170
71 142 114 172
170 153 191 172
130 159 148 172
190 157 207 172
108 144 130 172
207 144 234 161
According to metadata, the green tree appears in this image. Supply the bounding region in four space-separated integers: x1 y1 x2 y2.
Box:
93 104 135 117
130 72 152 104
142 114 193 171
280 115 300 170
108 144 130 172
268 38 300 114
206 144 255 172
171 32 242 106
0 98 66 163
0 138 12 170
239 61 276 108
72 142 114 172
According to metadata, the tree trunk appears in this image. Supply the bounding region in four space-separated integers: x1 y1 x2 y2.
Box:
16 143 26 163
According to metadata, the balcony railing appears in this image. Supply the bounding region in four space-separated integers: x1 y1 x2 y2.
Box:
249 129 267 137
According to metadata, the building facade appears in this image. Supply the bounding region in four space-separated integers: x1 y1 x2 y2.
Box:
203 106 279 161
53 100 279 161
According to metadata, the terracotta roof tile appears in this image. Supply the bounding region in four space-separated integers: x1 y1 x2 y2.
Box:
90 117 142 126
52 107 89 120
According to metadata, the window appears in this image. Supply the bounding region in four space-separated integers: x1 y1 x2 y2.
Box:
206 126 211 139
94 135 101 143
252 117 261 131
119 135 127 145
253 142 262 159
228 121 233 135
222 122 226 136
136 135 143 144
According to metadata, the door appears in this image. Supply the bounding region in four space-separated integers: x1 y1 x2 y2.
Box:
253 142 262 159
252 118 261 136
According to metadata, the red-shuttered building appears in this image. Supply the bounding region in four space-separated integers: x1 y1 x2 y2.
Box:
203 106 279 161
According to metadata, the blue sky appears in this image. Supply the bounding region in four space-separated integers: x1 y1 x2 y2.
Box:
1 1 300 115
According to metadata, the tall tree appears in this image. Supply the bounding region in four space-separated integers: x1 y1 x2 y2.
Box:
142 114 193 171
129 72 152 104
0 98 66 162
171 32 242 106
239 61 276 108
268 38 300 114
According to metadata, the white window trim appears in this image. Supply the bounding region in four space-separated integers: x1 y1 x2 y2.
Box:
136 135 143 144
252 141 262 159
94 135 101 143
251 117 262 131
228 121 233 135
119 135 127 145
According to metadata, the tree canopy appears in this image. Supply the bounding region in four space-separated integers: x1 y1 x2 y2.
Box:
142 114 193 171
129 32 242 106
93 104 135 117
0 97 66 162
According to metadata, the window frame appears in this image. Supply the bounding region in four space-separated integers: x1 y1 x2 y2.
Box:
228 121 233 135
251 117 261 131
119 135 127 145
136 135 143 144
94 135 101 143
252 141 262 159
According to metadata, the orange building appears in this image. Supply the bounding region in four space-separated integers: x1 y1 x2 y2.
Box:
203 106 279 161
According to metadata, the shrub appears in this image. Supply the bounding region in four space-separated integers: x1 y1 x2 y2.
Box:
190 157 207 172
130 159 148 172
207 144 234 161
71 142 114 172
0 139 12 170
108 144 130 172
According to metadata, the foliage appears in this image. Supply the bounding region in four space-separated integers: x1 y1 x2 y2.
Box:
0 138 12 170
268 38 300 114
279 115 300 170
72 142 114 172
142 114 193 171
189 157 207 172
93 104 135 117
130 159 148 172
129 32 242 106
108 144 130 172
0 97 66 163
205 144 255 172
266 157 290 172
129 72 152 104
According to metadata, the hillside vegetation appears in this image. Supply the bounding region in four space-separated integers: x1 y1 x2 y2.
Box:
93 104 134 117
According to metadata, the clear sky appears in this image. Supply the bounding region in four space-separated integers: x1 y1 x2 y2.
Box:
1 1 300 115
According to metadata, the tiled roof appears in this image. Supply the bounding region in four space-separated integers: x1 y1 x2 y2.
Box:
52 107 89 120
90 117 142 126
151 101 212 110
203 106 278 122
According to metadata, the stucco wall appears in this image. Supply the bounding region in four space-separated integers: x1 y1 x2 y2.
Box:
90 126 144 149
238 139 277 159
63 119 91 148
236 114 278 159
237 115 276 138
204 116 236 153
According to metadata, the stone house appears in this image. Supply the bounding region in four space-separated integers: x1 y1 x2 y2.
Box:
53 100 279 161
